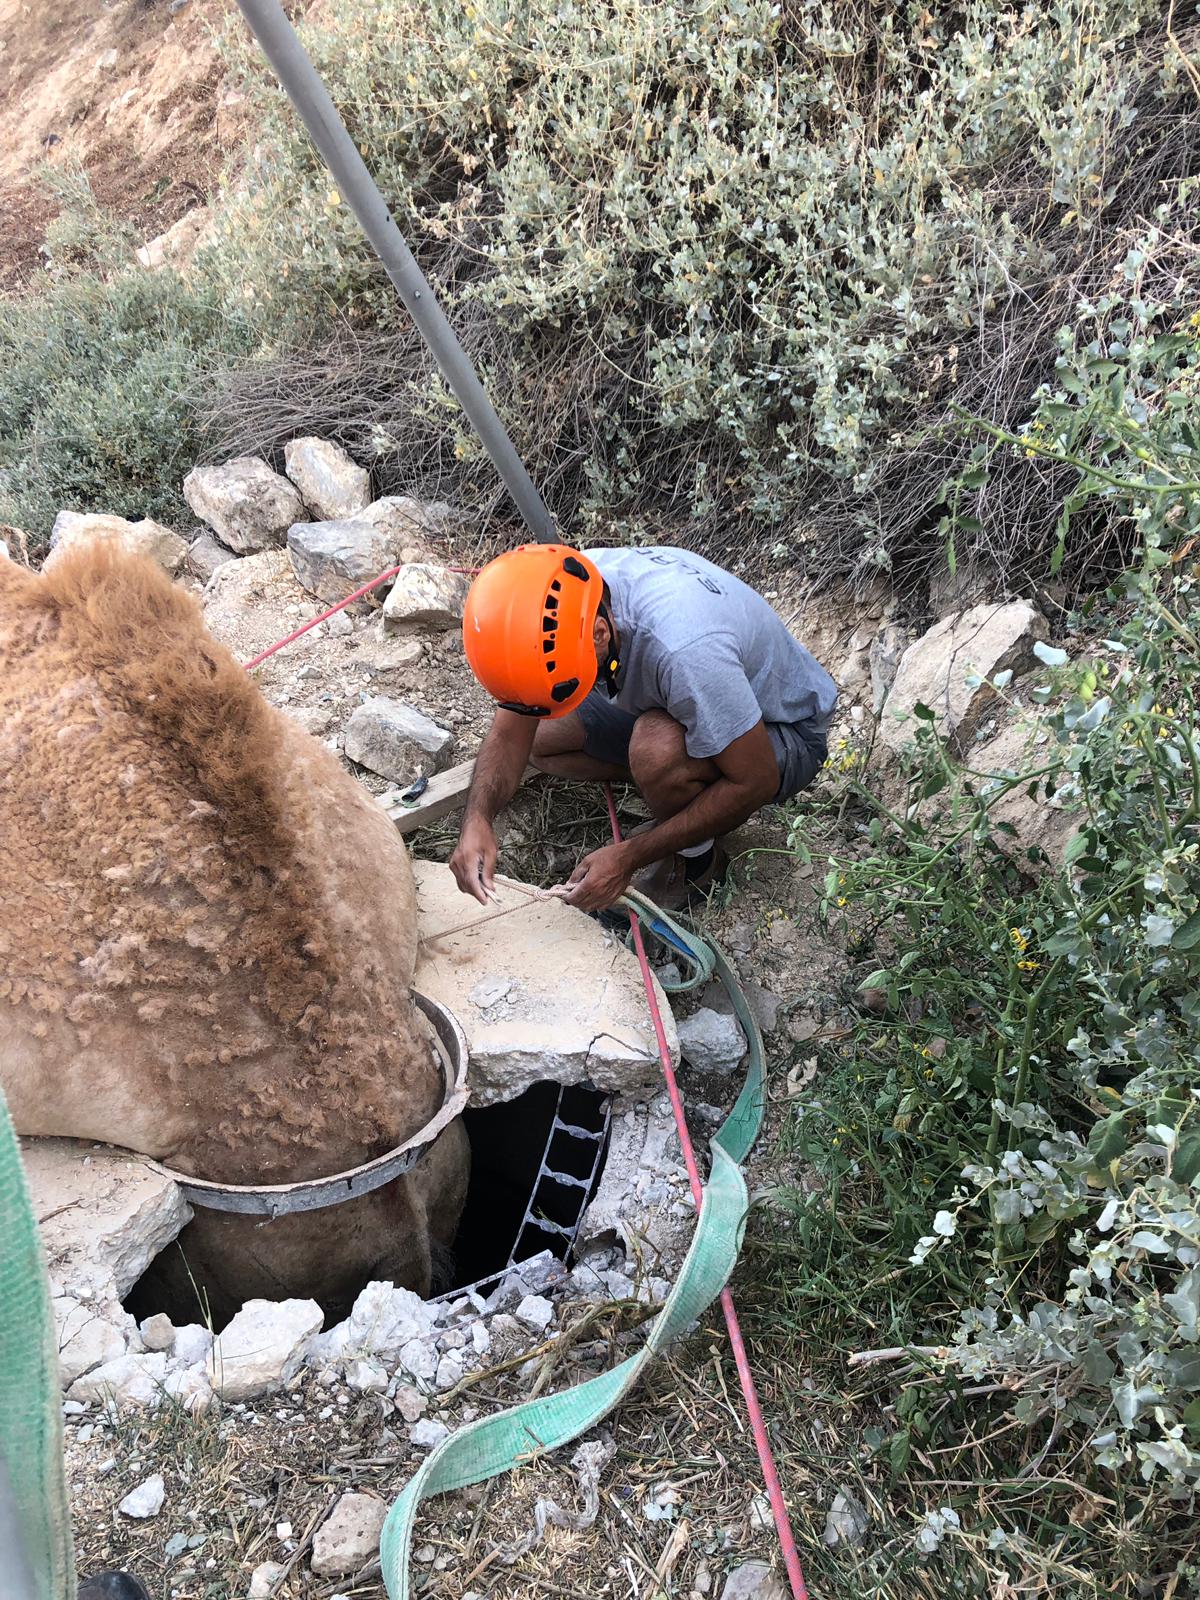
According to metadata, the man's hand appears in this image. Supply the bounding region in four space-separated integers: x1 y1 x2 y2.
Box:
450 815 498 904
563 841 636 912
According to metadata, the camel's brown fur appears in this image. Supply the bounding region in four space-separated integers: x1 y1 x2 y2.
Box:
0 543 468 1310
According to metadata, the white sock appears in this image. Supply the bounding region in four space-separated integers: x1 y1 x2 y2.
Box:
679 838 715 858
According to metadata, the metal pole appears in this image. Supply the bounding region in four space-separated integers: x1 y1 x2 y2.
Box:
234 0 558 545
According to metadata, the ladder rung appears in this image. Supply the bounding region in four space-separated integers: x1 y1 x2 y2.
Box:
538 1166 591 1189
551 1119 604 1142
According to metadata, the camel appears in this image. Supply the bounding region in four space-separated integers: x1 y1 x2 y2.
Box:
0 541 469 1325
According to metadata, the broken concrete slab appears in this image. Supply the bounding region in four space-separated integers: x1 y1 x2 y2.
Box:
283 436 370 522
412 862 675 1105
70 1351 169 1408
21 1136 192 1307
54 1298 130 1386
577 1093 692 1266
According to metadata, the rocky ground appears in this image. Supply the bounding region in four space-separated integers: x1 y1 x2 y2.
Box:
23 433 1069 1600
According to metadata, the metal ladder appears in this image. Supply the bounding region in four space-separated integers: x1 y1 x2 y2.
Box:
506 1085 611 1270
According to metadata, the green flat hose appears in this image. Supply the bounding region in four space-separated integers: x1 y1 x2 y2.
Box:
380 900 765 1596
0 1091 76 1600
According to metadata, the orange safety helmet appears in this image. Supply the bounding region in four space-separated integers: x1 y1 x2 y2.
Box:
462 544 608 718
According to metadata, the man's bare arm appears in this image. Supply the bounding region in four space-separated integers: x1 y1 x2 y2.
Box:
449 710 538 901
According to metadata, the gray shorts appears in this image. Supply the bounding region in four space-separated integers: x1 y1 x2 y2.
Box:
576 694 828 802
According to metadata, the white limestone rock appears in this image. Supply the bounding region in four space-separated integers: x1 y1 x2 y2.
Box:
46 511 188 576
54 1299 129 1386
394 1385 428 1423
139 1312 176 1353
207 1298 323 1401
381 563 470 633
311 1491 388 1579
249 1562 286 1598
70 1352 168 1408
284 436 371 521
162 1363 214 1414
118 1473 166 1519
183 457 305 553
413 862 672 1106
287 517 401 606
880 601 1047 753
344 695 454 782
408 1417 451 1449
173 1323 214 1366
515 1294 554 1332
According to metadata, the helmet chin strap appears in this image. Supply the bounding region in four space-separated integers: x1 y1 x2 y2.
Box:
598 601 621 698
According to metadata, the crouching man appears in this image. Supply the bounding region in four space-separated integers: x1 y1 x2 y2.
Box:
450 544 836 912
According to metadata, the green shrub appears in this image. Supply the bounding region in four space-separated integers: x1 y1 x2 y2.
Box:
203 0 1186 585
785 306 1200 1534
0 266 256 552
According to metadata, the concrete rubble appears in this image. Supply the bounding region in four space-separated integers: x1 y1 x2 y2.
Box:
183 456 305 553
412 861 674 1105
381 562 470 632
284 436 371 522
46 510 188 576
207 1298 324 1401
880 600 1047 753
311 1491 388 1579
343 695 455 781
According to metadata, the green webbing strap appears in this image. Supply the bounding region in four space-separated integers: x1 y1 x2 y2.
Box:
0 1091 76 1600
380 901 764 1596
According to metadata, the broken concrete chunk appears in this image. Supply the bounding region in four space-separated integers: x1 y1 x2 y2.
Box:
173 1323 214 1366
515 1294 554 1332
22 1137 192 1308
880 601 1047 753
70 1352 168 1408
344 695 454 782
382 563 470 633
413 862 673 1106
283 436 371 521
311 1491 388 1579
54 1299 129 1386
676 1007 747 1074
138 1312 176 1353
183 457 305 553
207 1298 323 1401
46 511 188 576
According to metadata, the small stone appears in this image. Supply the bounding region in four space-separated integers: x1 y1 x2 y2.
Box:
397 1337 438 1384
469 977 515 1010
162 1364 214 1414
434 1352 464 1391
822 1489 869 1548
139 1312 176 1353
187 531 238 584
718 1561 786 1600
409 1417 451 1449
310 1492 388 1579
470 1321 491 1357
515 1295 554 1332
183 457 305 554
382 564 470 633
163 1531 188 1559
248 1561 286 1598
344 695 454 782
277 1521 293 1541
749 1495 772 1531
46 511 189 576
207 1299 323 1401
284 437 370 521
345 1357 389 1393
394 1385 428 1423
172 1324 214 1366
677 1008 748 1074
118 1473 165 1519
415 1544 437 1564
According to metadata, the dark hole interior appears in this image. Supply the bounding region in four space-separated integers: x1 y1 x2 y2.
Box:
123 1081 609 1329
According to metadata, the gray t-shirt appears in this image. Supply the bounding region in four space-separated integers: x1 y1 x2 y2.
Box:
585 546 837 760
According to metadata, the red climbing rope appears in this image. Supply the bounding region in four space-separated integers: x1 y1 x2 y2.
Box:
242 564 481 671
604 785 810 1600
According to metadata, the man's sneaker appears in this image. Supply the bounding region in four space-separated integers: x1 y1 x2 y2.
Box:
633 844 729 912
78 1574 152 1600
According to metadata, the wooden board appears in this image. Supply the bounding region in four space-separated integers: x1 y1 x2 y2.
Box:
383 759 536 835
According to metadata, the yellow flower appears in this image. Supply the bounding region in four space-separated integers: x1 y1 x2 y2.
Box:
1018 958 1039 972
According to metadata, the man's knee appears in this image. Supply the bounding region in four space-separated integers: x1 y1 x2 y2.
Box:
627 711 685 785
531 712 586 766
